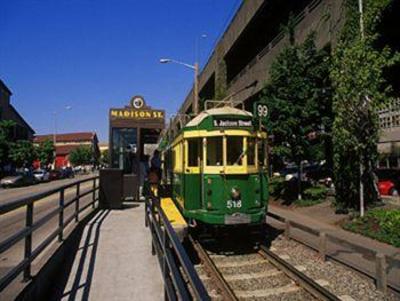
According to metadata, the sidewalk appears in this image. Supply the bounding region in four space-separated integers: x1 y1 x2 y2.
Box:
268 203 400 291
56 203 163 301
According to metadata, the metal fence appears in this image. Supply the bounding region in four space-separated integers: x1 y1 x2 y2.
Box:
145 196 210 301
0 176 99 292
266 211 400 294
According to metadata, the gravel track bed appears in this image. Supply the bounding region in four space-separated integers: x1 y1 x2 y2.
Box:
269 235 399 301
239 289 317 301
210 253 261 263
229 274 293 290
218 261 276 275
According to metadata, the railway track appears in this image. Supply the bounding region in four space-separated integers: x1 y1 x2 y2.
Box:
190 235 341 301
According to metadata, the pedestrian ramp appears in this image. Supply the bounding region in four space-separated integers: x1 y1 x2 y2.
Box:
52 203 164 301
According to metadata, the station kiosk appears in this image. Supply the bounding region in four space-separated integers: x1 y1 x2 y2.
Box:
100 96 165 207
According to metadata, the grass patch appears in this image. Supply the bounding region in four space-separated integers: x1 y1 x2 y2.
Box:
343 208 400 247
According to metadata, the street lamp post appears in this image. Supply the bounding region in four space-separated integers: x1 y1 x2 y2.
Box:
160 58 200 115
160 34 206 116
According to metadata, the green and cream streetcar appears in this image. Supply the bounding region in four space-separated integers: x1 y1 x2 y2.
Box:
162 106 269 226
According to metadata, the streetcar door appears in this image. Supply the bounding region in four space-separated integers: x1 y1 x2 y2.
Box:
185 138 203 210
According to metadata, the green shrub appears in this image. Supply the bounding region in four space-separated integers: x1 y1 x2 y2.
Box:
303 185 328 201
343 209 400 247
269 176 285 196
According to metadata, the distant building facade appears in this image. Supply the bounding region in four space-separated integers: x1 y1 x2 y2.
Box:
0 79 35 141
34 132 100 168
378 99 400 168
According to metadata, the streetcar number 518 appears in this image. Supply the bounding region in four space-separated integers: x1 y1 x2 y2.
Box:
227 200 242 208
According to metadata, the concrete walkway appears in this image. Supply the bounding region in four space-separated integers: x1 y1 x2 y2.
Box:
268 204 400 291
59 203 163 301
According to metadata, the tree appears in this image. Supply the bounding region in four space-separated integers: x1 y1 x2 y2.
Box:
100 149 109 166
260 32 332 199
69 146 93 166
9 140 36 168
0 120 16 167
36 139 55 168
331 0 400 211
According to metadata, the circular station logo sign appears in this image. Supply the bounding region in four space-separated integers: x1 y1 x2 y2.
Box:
130 96 145 109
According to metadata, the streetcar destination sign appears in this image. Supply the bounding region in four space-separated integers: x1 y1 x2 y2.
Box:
213 118 252 128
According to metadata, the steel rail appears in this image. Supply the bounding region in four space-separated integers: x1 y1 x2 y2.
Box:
258 245 341 301
189 235 238 301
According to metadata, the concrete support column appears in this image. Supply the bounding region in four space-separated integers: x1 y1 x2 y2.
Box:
214 43 227 100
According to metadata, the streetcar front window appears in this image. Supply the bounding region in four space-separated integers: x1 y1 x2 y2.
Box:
247 138 256 166
226 136 244 166
206 137 223 166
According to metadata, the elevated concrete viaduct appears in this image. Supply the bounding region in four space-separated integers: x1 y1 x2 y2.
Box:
172 0 345 130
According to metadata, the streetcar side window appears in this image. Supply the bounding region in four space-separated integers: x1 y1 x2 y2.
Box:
247 138 256 166
187 138 202 167
206 137 223 166
226 136 244 166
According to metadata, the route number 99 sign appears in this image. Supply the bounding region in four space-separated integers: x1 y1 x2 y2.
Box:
253 101 268 124
257 104 268 118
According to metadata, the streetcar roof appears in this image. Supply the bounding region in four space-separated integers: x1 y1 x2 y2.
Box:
185 107 252 127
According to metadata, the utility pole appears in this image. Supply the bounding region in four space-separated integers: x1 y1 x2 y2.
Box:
193 62 199 115
359 0 365 217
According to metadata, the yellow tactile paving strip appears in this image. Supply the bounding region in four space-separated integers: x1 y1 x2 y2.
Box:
161 198 187 227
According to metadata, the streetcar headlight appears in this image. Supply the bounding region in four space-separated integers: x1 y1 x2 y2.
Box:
231 187 241 200
207 202 212 209
207 178 212 185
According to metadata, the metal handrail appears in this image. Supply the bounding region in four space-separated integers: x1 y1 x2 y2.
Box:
0 175 100 292
145 196 210 300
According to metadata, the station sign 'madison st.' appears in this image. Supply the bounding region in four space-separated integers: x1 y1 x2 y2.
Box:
109 95 164 120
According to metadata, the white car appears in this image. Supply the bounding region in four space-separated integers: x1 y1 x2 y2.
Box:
33 169 50 182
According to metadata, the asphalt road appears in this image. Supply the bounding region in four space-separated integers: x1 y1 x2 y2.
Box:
0 174 95 205
0 174 98 297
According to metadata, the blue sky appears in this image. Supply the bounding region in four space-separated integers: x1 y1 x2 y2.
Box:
0 0 241 142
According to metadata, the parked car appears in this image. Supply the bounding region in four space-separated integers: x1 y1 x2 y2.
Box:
60 167 75 179
304 162 333 187
378 180 399 196
49 170 62 181
33 169 50 182
0 172 36 188
376 169 399 196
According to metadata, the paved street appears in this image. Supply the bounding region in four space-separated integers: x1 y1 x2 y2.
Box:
0 174 96 205
0 175 98 299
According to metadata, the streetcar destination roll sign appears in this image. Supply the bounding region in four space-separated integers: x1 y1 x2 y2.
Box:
213 118 252 128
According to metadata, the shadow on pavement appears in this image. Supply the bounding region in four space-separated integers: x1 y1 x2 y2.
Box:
16 209 111 301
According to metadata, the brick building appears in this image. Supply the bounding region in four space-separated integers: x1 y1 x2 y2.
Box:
0 79 35 141
34 132 100 168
